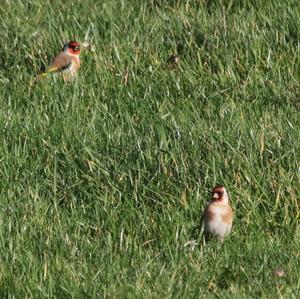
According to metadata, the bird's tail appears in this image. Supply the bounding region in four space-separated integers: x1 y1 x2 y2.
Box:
36 72 49 80
36 65 61 80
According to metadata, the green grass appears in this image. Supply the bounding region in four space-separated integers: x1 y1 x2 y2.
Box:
1 0 300 297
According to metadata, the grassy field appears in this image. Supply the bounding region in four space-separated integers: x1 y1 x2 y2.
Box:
1 0 300 297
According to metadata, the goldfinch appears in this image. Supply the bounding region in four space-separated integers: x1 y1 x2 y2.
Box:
40 40 81 82
202 185 233 242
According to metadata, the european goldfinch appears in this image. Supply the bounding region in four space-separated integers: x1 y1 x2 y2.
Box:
40 40 81 82
202 185 233 242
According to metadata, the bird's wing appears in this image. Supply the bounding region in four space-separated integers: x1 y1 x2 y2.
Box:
47 52 72 73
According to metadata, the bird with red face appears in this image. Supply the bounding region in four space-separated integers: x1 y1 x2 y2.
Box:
202 185 233 242
39 41 81 82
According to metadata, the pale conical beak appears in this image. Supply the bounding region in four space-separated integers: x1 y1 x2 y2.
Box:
212 193 219 199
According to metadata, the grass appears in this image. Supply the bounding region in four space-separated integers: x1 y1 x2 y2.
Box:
0 0 300 297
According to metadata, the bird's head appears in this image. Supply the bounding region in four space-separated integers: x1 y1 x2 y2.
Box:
64 41 81 56
211 185 229 204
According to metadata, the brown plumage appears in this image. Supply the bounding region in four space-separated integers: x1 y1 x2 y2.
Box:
202 186 233 242
40 41 81 82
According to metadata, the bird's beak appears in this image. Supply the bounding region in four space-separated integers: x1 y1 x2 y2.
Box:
212 193 219 199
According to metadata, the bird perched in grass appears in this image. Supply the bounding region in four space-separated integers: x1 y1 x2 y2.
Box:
39 40 81 82
202 185 233 242
167 53 180 69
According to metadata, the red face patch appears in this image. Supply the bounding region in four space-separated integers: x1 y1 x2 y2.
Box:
211 185 225 201
67 41 81 55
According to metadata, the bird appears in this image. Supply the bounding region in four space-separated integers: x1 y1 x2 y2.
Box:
167 53 180 69
39 40 81 82
202 185 233 243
